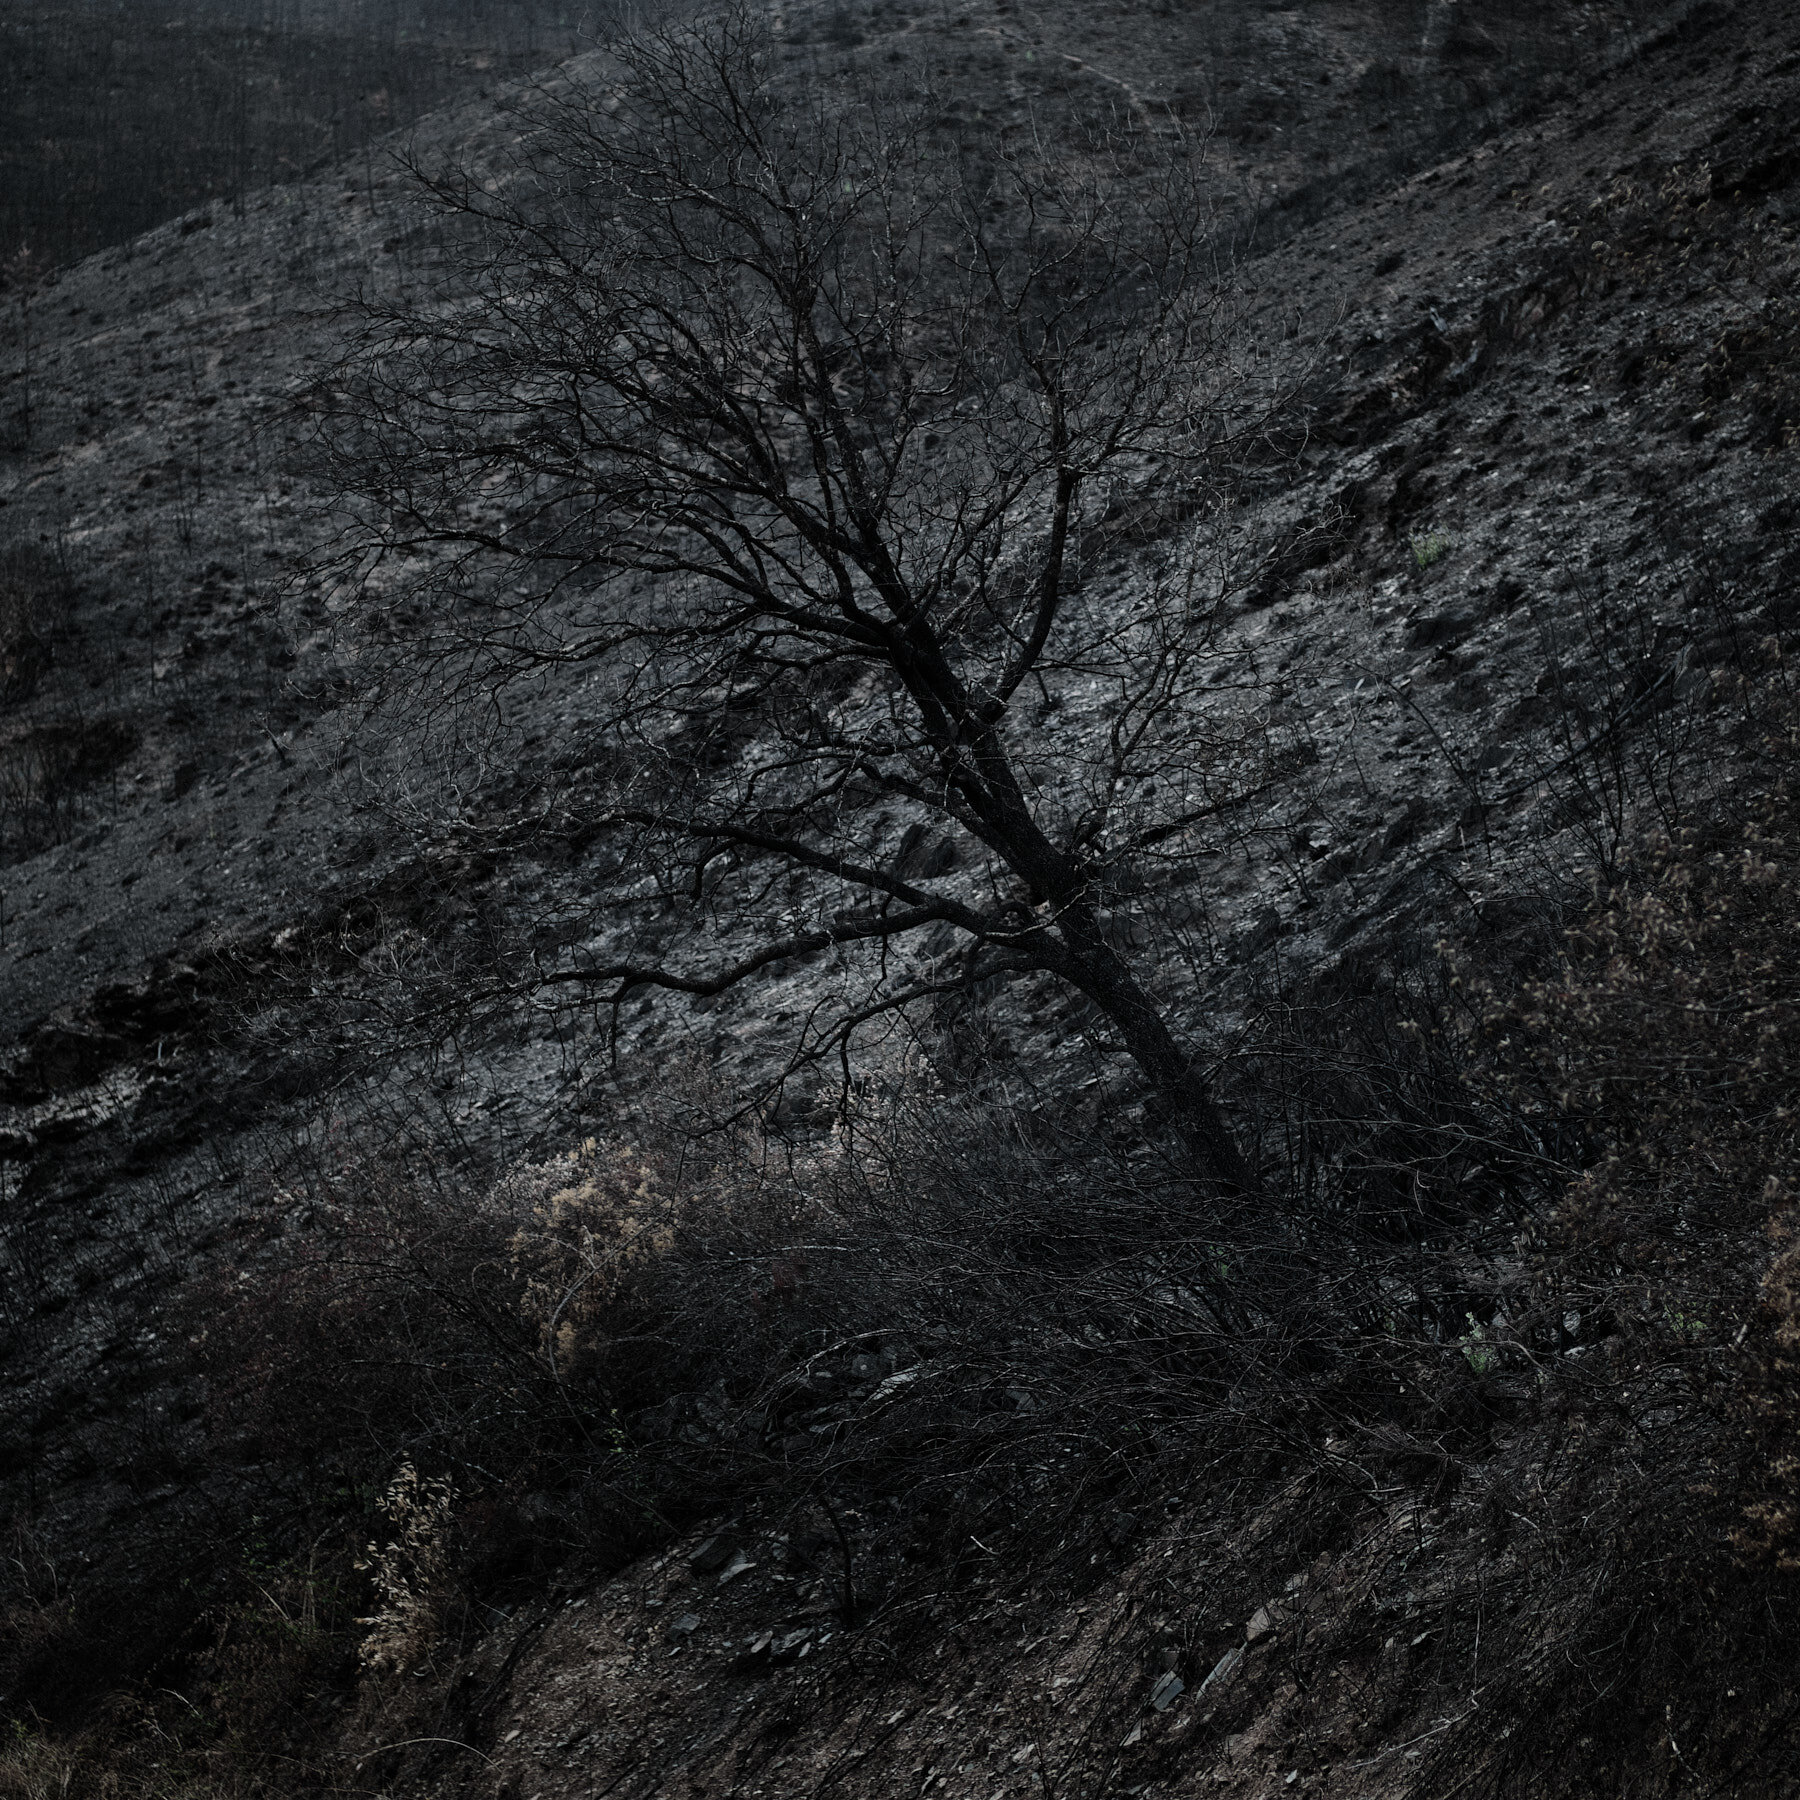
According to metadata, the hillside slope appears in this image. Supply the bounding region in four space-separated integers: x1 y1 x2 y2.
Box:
2 0 1798 1794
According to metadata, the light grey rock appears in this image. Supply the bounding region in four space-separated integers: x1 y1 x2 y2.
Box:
718 1550 757 1585
1199 1646 1245 1696
688 1535 734 1573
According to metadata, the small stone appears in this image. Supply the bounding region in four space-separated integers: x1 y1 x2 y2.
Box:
718 1550 756 1585
688 1535 734 1573
871 1367 924 1402
1105 1510 1140 1547
668 1613 700 1638
1198 1646 1244 1696
1246 1603 1282 1642
1149 1671 1185 1711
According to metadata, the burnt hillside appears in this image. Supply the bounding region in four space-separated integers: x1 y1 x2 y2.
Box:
2 1 1798 1796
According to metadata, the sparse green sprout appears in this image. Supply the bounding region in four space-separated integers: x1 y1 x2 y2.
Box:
1460 1313 1498 1374
1410 530 1454 571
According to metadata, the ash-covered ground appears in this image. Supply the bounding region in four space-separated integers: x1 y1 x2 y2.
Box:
3 0 1798 1793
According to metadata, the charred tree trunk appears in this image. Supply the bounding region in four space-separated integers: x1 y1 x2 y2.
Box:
1050 903 1258 1196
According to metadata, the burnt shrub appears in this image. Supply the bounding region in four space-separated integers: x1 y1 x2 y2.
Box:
0 543 135 863
19 684 1800 1791
1383 684 1800 1795
188 1144 697 1581
186 1041 1557 1648
0 547 64 706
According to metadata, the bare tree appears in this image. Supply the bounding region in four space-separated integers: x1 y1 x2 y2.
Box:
316 10 1298 1193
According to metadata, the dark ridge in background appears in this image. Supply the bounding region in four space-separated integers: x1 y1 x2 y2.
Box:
0 0 612 272
1 0 1703 279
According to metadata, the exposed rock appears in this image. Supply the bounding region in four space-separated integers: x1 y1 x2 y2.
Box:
687 1537 736 1575
1199 1646 1246 1698
1245 1603 1284 1644
716 1551 756 1587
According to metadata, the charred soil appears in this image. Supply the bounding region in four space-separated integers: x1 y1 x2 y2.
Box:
3 1 1800 1796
